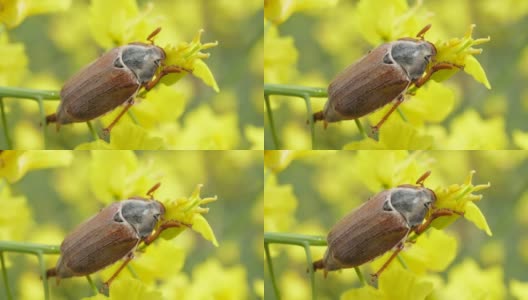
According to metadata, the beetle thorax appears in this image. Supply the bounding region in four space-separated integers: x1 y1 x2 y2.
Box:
118 199 164 239
120 45 165 84
390 40 436 82
387 187 435 227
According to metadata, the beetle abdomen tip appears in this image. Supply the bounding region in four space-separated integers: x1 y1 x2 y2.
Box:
313 259 325 271
45 268 57 278
313 111 324 122
45 114 57 124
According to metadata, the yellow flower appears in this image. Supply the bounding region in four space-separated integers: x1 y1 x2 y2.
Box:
513 130 528 149
245 125 264 150
0 0 71 28
432 170 492 236
161 29 219 92
0 150 72 183
161 184 218 247
432 24 491 89
510 280 528 300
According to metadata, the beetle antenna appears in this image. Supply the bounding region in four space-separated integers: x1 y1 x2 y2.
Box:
415 171 431 186
146 182 161 199
416 24 432 40
147 27 162 44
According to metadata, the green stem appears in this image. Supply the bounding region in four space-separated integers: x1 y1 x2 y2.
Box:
396 107 408 122
264 232 327 246
397 254 408 269
264 84 327 98
36 97 47 148
354 267 366 286
0 241 60 254
37 251 50 300
302 243 316 300
264 94 280 149
0 86 60 101
86 275 98 295
0 98 12 149
354 119 367 138
86 122 98 141
1 251 13 300
264 243 280 300
302 95 315 149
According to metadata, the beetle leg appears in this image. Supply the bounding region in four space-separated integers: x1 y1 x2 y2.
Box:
102 101 134 135
413 208 464 235
413 62 463 88
147 27 162 44
102 253 134 290
371 242 405 281
415 171 432 186
144 65 193 91
371 94 405 132
416 24 432 39
146 182 161 199
142 220 192 245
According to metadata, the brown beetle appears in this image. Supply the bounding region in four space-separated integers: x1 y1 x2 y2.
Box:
46 183 188 288
313 25 460 131
46 28 190 133
313 171 461 279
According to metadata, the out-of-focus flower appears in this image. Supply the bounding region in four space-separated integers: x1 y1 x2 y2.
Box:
264 150 311 173
0 0 70 28
344 119 433 150
83 277 161 300
432 258 505 300
0 183 32 241
510 280 528 300
264 175 297 232
264 26 298 83
513 130 528 149
264 0 338 25
341 266 434 300
74 123 164 150
245 125 264 150
0 32 28 86
0 150 72 183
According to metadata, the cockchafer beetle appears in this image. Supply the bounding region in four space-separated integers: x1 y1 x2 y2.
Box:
46 28 190 133
45 183 189 289
313 171 462 279
313 25 461 131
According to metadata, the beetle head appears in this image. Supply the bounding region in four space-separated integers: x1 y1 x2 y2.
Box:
120 45 166 84
119 199 165 239
387 187 436 227
390 40 436 82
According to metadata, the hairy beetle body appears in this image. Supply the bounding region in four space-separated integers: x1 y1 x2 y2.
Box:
46 28 187 132
48 199 164 280
48 44 164 126
313 25 453 130
313 184 436 276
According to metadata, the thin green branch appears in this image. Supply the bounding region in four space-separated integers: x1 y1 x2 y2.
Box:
264 84 327 98
302 243 316 300
1 251 13 300
264 232 327 246
0 98 12 149
37 251 50 300
0 241 60 254
264 243 280 300
0 86 60 101
36 97 47 148
302 95 315 149
264 94 281 149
